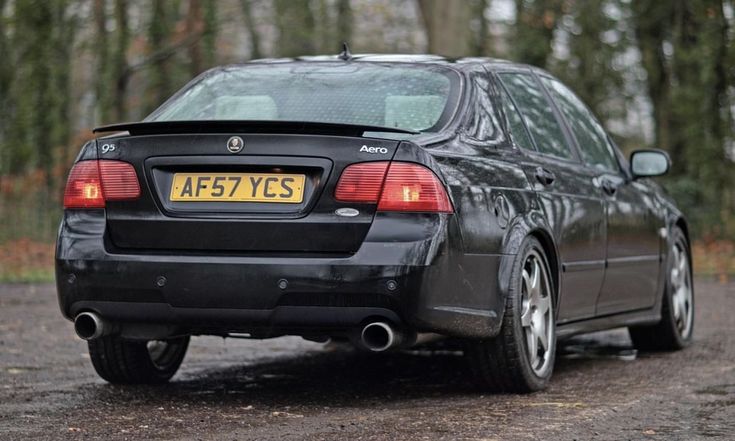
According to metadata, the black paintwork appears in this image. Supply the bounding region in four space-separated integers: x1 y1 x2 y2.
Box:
56 56 688 342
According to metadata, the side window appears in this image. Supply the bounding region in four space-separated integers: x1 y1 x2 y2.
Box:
464 71 503 144
498 73 573 160
541 77 619 172
498 85 535 151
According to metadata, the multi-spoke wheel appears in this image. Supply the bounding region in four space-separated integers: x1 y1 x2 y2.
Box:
520 250 554 377
669 241 693 337
630 226 694 350
467 236 556 393
88 335 190 384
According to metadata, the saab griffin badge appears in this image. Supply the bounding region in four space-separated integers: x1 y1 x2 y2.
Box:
227 136 244 153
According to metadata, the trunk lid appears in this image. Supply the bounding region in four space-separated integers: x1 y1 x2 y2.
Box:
98 129 403 254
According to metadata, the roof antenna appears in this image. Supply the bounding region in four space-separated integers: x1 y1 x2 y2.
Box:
338 42 352 61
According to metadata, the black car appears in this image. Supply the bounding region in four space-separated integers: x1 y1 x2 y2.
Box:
57 54 693 392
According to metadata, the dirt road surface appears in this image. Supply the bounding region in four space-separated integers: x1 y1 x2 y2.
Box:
0 280 733 440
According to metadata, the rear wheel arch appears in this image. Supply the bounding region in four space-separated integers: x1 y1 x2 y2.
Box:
501 215 560 306
528 229 560 308
467 234 558 392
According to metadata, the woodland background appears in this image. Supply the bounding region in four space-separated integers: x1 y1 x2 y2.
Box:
0 0 733 281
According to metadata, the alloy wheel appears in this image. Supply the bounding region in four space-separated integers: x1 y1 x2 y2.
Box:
670 242 693 338
520 250 554 376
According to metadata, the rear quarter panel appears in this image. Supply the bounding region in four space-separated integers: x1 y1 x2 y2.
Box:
396 137 540 336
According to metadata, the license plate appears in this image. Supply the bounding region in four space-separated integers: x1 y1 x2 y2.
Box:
170 173 305 203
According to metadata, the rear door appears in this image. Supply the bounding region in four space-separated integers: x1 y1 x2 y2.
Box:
497 71 607 322
99 131 400 254
539 76 663 315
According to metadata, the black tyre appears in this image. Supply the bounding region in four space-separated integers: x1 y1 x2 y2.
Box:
629 226 694 351
87 335 190 384
466 236 556 393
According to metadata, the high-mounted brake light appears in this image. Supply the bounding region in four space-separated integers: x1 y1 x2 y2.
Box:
335 161 453 213
63 160 140 209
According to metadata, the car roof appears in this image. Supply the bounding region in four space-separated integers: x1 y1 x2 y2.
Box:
245 53 545 74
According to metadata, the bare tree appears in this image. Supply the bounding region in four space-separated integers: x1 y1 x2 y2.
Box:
240 0 263 59
336 0 353 47
94 0 111 122
186 0 205 76
417 0 473 58
112 0 129 121
274 0 317 57
513 0 562 67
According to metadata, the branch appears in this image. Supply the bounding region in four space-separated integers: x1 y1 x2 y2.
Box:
124 32 204 76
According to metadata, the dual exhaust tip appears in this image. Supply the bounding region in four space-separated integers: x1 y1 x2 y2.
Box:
359 321 404 352
75 312 405 352
74 312 113 341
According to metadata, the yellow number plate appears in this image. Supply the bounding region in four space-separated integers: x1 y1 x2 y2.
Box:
170 173 305 203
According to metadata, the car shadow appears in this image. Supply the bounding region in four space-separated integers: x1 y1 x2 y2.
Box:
79 329 638 409
81 346 474 409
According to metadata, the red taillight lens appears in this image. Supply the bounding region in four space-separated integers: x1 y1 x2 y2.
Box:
378 162 453 213
334 161 390 203
63 160 140 209
98 161 141 200
334 161 453 213
63 161 104 208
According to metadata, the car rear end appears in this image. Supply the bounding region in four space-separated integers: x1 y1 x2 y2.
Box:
56 61 467 347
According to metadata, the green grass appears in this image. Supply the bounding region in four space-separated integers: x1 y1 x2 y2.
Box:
0 268 55 284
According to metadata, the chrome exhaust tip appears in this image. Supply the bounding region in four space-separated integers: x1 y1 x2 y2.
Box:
360 322 400 352
74 312 109 340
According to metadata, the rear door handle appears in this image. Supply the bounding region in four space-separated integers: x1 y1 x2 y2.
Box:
534 167 555 186
600 178 618 196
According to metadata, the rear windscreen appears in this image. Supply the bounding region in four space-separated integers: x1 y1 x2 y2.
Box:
147 63 458 133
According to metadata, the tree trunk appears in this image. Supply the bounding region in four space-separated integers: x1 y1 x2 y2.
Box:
560 0 625 122
671 0 731 230
49 0 75 193
417 0 473 58
633 0 732 234
240 0 262 59
0 0 11 166
202 0 217 67
94 0 110 123
471 0 490 56
186 0 204 76
112 0 129 122
274 0 317 57
146 0 173 113
10 1 54 175
336 0 352 48
513 0 562 67
631 1 673 154
315 0 332 53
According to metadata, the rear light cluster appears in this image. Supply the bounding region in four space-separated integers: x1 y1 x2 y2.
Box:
63 160 140 208
335 161 453 213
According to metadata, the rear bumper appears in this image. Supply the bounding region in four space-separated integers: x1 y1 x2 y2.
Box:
56 210 505 339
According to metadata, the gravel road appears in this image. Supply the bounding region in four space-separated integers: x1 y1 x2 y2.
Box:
0 280 733 440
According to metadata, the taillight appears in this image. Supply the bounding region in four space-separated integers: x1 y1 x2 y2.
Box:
335 161 453 213
98 161 141 200
63 160 140 209
63 161 104 208
378 163 453 213
334 162 390 203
